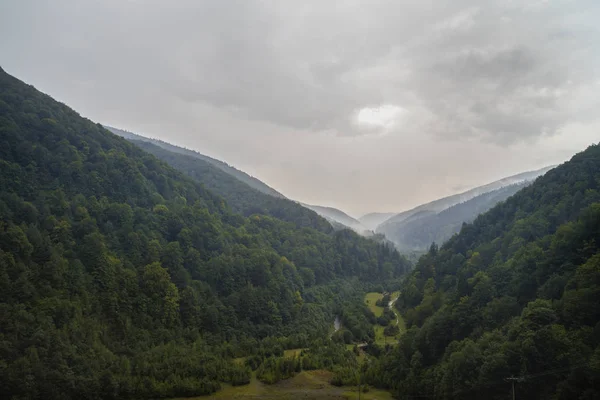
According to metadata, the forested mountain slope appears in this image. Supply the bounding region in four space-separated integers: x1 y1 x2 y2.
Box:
387 182 530 251
131 140 333 232
377 166 554 235
366 143 600 399
106 126 286 199
0 67 410 399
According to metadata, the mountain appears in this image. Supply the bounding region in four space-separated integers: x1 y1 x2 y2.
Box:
125 138 333 233
301 203 368 233
0 67 410 399
385 182 530 251
358 212 396 231
365 143 600 399
377 166 554 236
106 126 286 199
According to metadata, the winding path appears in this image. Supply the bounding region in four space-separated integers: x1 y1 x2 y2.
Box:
333 315 341 332
388 296 400 326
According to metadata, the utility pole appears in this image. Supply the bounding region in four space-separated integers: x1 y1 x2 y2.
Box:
505 376 522 400
357 369 361 400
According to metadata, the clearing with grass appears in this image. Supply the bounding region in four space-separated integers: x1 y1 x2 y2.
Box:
175 370 393 400
364 291 405 346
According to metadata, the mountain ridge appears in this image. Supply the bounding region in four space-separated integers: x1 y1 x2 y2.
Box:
358 212 397 231
300 203 369 233
105 126 286 199
377 165 555 233
387 181 530 251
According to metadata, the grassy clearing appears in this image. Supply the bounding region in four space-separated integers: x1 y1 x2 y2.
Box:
396 312 406 335
174 370 393 400
343 388 395 400
364 292 384 317
283 348 305 358
365 292 405 346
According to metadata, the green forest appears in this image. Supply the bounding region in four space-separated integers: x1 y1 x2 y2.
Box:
0 67 409 399
1 63 600 400
130 139 334 233
363 144 600 399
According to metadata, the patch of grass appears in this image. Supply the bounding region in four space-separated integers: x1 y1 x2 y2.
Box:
342 387 395 400
364 292 384 317
283 348 304 358
396 312 406 334
173 370 393 399
366 291 405 346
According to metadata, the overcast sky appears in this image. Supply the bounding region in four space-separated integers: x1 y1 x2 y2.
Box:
1 0 599 216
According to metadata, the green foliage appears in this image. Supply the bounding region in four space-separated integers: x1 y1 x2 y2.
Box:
0 68 410 399
131 139 334 233
368 143 600 399
256 356 301 384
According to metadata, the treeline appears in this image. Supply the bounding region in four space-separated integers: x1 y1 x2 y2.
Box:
0 67 410 399
364 143 600 399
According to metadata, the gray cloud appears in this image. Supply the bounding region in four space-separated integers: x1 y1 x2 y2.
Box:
1 0 599 214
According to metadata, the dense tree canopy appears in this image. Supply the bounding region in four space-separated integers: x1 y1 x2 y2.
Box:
0 67 410 399
127 139 335 233
366 143 600 399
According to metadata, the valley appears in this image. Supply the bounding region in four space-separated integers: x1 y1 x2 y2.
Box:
0 64 599 400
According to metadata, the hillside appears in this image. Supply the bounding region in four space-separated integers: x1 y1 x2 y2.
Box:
377 166 554 234
365 143 600 399
301 203 368 233
106 126 286 199
359 212 396 231
0 67 410 399
385 182 530 251
129 139 333 233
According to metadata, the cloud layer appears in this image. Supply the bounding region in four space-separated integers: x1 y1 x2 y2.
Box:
1 0 599 215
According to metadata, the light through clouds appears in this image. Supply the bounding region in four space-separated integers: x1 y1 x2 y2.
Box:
355 105 405 130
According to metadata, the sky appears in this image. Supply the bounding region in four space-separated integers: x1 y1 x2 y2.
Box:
1 0 599 217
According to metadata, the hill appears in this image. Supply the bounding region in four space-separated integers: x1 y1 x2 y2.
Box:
128 139 333 233
301 203 368 233
377 166 554 234
385 182 530 251
359 212 396 231
0 67 410 399
106 126 286 199
365 143 600 399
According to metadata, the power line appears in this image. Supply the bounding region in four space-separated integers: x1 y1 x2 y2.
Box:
402 360 592 400
520 361 590 381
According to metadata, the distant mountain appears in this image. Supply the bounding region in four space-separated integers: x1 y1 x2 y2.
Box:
386 182 529 251
301 203 369 233
358 212 396 231
105 126 286 199
377 166 554 234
